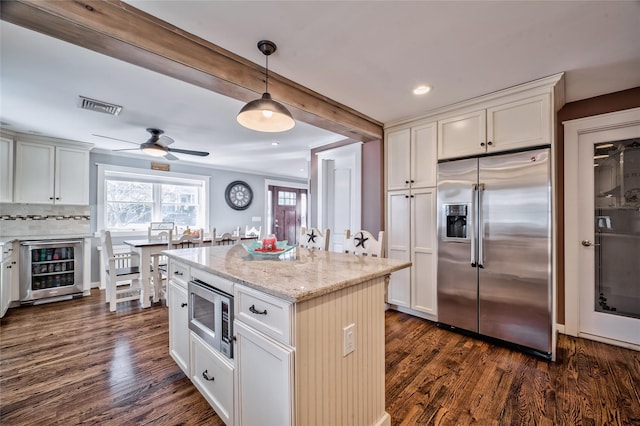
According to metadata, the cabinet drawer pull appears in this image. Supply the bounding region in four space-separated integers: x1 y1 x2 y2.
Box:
181 302 187 308
249 304 268 315
202 370 215 381
174 271 183 276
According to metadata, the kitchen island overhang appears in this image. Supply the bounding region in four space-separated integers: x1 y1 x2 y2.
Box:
163 244 411 426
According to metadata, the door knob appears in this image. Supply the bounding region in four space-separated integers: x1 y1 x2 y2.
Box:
581 240 600 247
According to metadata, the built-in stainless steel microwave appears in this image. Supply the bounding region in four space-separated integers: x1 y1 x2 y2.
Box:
188 279 233 359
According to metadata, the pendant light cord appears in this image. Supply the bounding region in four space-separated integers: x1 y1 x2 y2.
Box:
265 54 269 93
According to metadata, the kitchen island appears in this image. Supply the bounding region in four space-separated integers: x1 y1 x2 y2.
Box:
163 244 411 426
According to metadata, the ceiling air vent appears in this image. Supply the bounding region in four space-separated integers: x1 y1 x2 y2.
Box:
77 96 122 116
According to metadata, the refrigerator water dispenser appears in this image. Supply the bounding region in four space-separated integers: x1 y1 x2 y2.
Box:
444 204 468 239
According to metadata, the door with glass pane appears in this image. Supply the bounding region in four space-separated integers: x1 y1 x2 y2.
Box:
269 186 306 245
578 123 640 346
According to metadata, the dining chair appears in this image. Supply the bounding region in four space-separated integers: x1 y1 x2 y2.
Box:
245 225 262 239
100 230 142 312
214 231 240 246
343 229 386 257
149 227 173 303
170 229 204 249
148 221 174 240
299 227 331 251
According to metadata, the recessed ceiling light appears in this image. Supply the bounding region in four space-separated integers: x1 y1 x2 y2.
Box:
413 85 432 95
272 142 279 146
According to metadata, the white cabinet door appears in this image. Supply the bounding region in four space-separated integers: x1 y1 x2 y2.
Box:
168 280 190 376
410 188 437 315
386 190 411 307
14 141 55 204
235 320 293 426
411 122 437 188
0 137 14 203
55 147 90 205
487 93 551 153
386 128 411 191
190 332 234 426
1 257 12 318
438 110 486 160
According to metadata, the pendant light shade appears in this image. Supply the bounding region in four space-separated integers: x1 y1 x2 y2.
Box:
237 40 295 133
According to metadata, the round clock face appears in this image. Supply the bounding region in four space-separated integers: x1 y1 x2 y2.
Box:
225 181 253 210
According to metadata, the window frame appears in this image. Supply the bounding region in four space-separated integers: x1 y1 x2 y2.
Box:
96 163 210 237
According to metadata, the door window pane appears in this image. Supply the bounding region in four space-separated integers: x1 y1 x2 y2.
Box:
593 138 640 319
278 191 297 206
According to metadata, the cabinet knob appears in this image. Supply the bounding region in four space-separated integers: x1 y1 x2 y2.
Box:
49 197 54 200
405 195 409 199
405 180 409 184
480 142 486 147
410 180 415 183
55 197 60 200
487 141 493 146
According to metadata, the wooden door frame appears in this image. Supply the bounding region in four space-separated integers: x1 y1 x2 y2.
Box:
563 106 640 349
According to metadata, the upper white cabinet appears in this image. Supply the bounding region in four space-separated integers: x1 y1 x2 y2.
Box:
386 122 437 190
438 92 555 160
14 141 90 205
0 137 14 203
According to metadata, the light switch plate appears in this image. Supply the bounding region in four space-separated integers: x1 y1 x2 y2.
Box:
343 323 355 356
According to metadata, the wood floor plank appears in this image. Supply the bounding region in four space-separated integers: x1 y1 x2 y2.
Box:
2 291 639 425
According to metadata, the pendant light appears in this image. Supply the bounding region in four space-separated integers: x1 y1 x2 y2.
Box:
237 40 295 132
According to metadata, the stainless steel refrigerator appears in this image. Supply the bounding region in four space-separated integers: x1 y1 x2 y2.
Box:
436 147 552 358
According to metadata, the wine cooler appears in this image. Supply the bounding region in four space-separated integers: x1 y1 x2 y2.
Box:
20 239 84 303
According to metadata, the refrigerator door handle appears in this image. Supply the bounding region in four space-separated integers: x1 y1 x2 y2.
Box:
470 184 477 267
478 183 485 268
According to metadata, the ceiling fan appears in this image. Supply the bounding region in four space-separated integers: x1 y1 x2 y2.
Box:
94 128 209 160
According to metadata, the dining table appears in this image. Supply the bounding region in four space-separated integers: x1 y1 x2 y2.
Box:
123 234 258 308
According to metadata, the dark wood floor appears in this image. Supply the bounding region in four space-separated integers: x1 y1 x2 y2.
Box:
1 290 639 425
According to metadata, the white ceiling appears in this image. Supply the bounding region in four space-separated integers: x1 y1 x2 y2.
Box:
2 1 639 179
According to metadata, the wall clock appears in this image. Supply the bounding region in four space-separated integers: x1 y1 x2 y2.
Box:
225 180 253 210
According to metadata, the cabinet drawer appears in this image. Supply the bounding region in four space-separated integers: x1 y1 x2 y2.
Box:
235 284 293 345
190 332 234 426
169 260 190 287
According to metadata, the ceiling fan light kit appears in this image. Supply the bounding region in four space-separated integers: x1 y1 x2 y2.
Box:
237 40 295 133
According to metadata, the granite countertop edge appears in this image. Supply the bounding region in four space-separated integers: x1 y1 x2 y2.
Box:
163 247 411 303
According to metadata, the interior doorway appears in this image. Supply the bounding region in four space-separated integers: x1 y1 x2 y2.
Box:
268 185 307 245
564 107 640 349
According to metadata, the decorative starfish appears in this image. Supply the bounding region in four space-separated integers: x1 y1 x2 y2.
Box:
355 232 368 248
307 229 317 243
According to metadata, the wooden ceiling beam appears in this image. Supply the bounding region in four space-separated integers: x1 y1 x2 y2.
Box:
1 0 383 141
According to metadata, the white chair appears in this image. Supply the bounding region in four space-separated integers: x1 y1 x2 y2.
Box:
170 229 203 249
245 225 262 239
214 230 240 246
100 230 142 312
344 229 385 257
149 226 173 303
299 227 331 251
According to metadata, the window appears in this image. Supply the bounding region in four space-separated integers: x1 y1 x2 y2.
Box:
98 164 209 234
278 191 297 206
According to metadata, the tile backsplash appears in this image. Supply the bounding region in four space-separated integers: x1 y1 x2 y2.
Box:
0 203 90 236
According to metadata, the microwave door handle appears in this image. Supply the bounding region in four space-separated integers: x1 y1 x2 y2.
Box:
477 183 485 268
470 184 477 267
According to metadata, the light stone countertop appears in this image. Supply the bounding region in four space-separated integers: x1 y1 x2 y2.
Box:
163 245 411 303
0 233 93 246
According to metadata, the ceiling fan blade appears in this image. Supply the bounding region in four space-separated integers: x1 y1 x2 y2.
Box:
112 148 141 152
167 147 210 157
164 153 180 161
92 134 140 145
157 135 174 146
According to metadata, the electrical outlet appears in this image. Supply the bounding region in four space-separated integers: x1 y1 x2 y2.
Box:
343 323 355 356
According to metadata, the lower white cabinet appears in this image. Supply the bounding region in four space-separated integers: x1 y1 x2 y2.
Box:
168 280 190 376
386 187 437 317
191 332 234 426
1 242 17 318
235 320 293 426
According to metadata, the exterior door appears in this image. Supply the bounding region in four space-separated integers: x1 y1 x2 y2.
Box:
270 186 306 245
565 107 640 347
